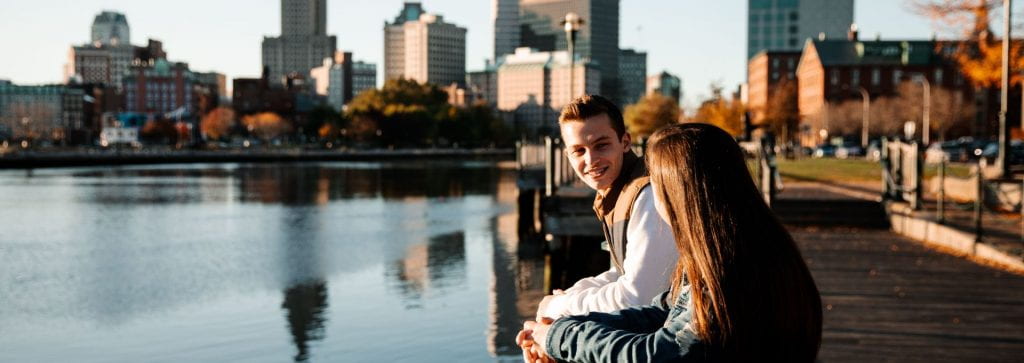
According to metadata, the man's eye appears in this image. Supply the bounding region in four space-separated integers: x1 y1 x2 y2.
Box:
572 149 585 156
595 143 609 150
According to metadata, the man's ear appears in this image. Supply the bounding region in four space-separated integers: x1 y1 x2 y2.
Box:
621 132 631 151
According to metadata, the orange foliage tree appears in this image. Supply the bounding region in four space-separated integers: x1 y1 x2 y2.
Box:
200 106 236 141
912 0 1024 87
241 112 292 142
623 93 681 140
688 83 745 136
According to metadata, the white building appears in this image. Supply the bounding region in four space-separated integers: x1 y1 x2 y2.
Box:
384 5 467 87
65 11 134 88
497 47 600 135
746 0 854 59
311 52 378 111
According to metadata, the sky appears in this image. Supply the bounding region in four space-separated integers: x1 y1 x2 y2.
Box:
0 0 949 110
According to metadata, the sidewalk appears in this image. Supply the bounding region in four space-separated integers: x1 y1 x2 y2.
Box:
774 181 1024 360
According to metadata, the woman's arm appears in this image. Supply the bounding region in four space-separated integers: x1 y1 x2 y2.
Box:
543 312 704 363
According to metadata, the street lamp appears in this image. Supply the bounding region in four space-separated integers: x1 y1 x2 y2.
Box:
913 74 931 145
998 0 1013 177
562 12 584 101
858 87 871 148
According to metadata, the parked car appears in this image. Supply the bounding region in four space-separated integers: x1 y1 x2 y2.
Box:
813 144 836 158
835 143 864 159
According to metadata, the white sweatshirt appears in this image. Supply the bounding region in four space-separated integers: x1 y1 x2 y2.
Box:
540 185 678 319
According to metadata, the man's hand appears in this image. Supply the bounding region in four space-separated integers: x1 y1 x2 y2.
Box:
517 319 556 363
535 289 565 320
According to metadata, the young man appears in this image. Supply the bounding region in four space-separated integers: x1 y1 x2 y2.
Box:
534 95 677 319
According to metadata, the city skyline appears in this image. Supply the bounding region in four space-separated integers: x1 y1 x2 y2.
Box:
2 0 941 109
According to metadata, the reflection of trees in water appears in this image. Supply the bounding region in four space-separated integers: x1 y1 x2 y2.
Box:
235 163 503 205
387 231 467 307
281 281 329 363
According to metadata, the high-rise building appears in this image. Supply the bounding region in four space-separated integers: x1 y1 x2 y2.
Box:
351 61 377 98
91 11 130 47
519 0 619 103
493 0 520 60
497 47 600 136
468 62 499 107
646 71 681 104
310 52 378 110
384 2 426 82
0 83 85 141
262 0 338 86
618 48 646 105
746 0 854 59
384 5 467 87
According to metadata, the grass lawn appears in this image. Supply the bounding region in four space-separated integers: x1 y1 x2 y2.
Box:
748 158 974 184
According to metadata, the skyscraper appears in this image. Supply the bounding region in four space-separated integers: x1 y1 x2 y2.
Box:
618 48 646 105
91 11 130 46
384 4 467 87
493 0 520 60
519 0 619 104
746 0 854 59
262 0 337 86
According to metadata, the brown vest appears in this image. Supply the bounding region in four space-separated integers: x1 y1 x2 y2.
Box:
593 151 650 273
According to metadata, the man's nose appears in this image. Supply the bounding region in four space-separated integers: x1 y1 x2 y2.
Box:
583 150 596 166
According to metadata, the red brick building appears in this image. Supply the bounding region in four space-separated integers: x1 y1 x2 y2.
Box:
747 50 801 125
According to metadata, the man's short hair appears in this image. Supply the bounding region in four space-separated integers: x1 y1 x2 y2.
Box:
558 94 626 138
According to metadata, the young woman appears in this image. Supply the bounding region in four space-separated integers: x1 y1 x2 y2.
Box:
518 123 822 362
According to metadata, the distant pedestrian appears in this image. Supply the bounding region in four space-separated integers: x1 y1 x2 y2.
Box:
518 123 822 362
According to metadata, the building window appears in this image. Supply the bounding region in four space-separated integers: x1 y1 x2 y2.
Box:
830 69 840 85
772 58 780 68
789 38 799 47
789 25 798 34
790 11 799 21
893 70 903 85
851 69 860 86
872 68 881 86
935 69 944 84
787 59 796 69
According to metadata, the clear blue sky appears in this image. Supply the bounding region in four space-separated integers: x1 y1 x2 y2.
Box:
0 0 941 110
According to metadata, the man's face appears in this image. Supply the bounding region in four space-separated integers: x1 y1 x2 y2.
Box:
560 113 631 193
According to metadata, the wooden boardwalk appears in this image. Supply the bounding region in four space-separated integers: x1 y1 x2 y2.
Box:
779 182 1024 362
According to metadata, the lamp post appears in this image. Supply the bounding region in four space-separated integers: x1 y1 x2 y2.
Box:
562 13 584 101
998 0 1012 177
858 87 871 148
914 75 931 146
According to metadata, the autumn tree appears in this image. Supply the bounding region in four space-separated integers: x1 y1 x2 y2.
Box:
762 79 800 142
911 0 1024 87
200 106 236 141
623 93 681 140
241 112 292 142
689 84 745 136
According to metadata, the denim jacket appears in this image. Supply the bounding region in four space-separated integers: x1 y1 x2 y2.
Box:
543 285 709 362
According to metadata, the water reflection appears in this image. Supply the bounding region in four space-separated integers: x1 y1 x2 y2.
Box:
282 281 328 363
388 232 467 308
0 161 553 362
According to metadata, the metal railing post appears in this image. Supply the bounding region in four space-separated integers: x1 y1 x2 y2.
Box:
938 155 946 224
914 141 924 210
975 157 985 242
544 137 555 197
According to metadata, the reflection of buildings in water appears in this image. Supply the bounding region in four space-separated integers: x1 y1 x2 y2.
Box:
486 170 548 358
281 281 329 363
278 205 329 362
387 231 467 306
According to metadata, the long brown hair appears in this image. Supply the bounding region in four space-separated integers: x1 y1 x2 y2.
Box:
647 123 822 361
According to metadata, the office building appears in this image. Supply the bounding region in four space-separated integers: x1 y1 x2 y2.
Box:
497 47 600 135
646 71 681 104
493 0 520 60
618 48 646 105
747 0 854 59
519 0 620 103
262 0 338 86
0 83 85 141
384 4 467 87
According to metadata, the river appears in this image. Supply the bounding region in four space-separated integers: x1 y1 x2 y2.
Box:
0 161 546 362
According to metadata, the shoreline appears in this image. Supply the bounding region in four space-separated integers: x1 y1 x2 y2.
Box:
0 148 515 169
